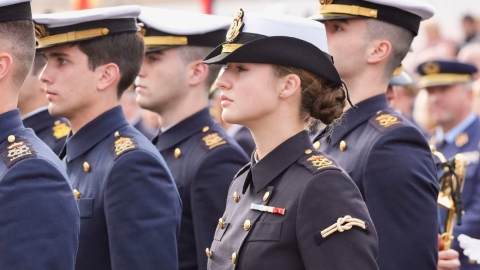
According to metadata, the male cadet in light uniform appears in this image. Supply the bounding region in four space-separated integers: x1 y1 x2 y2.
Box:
136 8 249 270
311 1 439 269
419 60 480 270
18 53 70 154
35 6 182 270
0 1 79 269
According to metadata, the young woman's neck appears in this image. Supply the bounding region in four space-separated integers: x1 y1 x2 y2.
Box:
247 112 305 160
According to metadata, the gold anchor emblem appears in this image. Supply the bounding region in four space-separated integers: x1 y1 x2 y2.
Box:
226 9 245 43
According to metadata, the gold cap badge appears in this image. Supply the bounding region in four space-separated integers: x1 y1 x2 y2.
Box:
320 0 333 5
423 62 441 74
226 9 245 43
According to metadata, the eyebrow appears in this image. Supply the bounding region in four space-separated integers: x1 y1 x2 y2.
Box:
46 52 69 58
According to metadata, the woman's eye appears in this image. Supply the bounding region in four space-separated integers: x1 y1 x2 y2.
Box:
236 66 247 72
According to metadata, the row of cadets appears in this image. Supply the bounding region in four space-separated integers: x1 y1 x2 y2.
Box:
34 5 182 270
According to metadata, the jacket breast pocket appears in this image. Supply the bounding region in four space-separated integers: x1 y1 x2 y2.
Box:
77 198 94 219
214 222 229 241
247 221 282 242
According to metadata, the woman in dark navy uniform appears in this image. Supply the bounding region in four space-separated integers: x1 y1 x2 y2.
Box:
202 10 379 270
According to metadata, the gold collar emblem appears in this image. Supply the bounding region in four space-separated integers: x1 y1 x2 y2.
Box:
226 9 245 43
455 133 469 148
52 122 71 139
307 155 335 170
7 142 32 162
376 114 400 128
423 62 441 74
114 137 135 156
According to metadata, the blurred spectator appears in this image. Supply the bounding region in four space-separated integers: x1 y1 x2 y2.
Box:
474 79 480 116
413 89 436 136
460 15 480 50
120 88 157 139
458 43 480 80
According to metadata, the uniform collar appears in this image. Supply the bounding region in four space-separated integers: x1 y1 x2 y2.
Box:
435 113 477 145
155 108 213 151
65 106 128 162
248 130 312 193
329 94 388 145
0 109 24 143
22 107 57 132
21 106 49 120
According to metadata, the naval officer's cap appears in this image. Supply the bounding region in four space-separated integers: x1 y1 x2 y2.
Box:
416 60 478 88
0 0 32 22
139 7 231 52
33 5 141 50
203 9 341 86
310 0 435 36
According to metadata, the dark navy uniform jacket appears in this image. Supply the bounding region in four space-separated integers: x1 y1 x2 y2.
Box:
431 115 480 270
152 108 249 270
319 94 439 270
0 109 79 269
61 106 181 270
207 131 379 270
22 107 69 155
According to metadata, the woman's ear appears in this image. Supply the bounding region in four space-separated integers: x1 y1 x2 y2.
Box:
279 74 301 99
97 63 120 92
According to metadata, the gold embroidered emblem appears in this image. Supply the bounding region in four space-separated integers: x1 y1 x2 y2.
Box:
52 123 70 139
203 133 226 149
319 0 333 5
7 142 32 162
307 155 336 170
34 24 49 39
114 137 135 156
376 114 400 128
423 62 440 74
226 9 245 43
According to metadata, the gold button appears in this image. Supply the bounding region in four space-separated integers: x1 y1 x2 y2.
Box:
83 162 91 172
7 135 15 143
219 218 225 229
244 219 251 231
73 189 81 199
313 141 320 150
202 126 210 132
305 149 312 154
101 28 109 35
231 252 237 264
54 120 61 125
340 140 347 151
206 248 212 258
233 191 240 202
174 148 181 158
114 131 120 137
263 191 270 202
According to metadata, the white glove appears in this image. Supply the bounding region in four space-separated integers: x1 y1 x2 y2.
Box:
458 234 480 264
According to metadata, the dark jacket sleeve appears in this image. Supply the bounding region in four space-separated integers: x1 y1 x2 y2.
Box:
363 125 439 270
104 150 182 270
0 158 80 270
191 145 248 270
297 168 379 270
